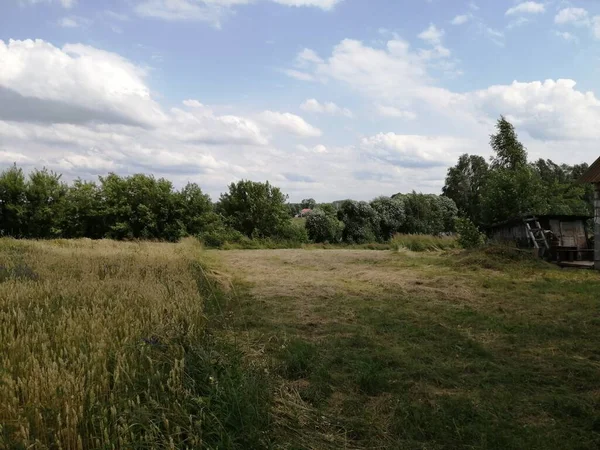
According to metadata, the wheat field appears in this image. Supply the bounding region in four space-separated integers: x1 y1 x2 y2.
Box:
0 238 219 449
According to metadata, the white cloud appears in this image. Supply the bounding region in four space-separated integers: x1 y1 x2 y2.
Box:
0 39 165 127
418 24 444 45
257 111 322 137
300 99 353 117
19 0 76 8
375 105 417 119
269 0 342 10
451 14 470 25
134 0 342 25
468 79 600 141
360 133 470 168
505 2 545 16
592 16 600 39
555 7 589 26
555 31 577 42
297 144 328 153
58 16 91 28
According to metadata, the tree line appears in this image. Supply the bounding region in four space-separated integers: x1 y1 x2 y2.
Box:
0 117 593 245
442 116 594 226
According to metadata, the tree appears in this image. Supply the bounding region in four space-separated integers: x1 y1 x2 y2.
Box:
301 198 316 210
393 192 458 235
0 164 27 237
337 200 378 243
217 180 290 238
369 196 405 241
442 154 489 224
305 208 343 243
62 180 105 239
25 168 67 238
175 183 214 236
490 116 528 170
480 166 547 224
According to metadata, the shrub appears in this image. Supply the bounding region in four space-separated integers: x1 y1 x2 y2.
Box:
391 234 459 252
278 219 309 244
455 217 486 249
305 209 343 243
370 196 406 241
337 200 378 244
199 226 247 248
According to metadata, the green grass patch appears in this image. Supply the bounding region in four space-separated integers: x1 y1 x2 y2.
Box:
391 233 459 252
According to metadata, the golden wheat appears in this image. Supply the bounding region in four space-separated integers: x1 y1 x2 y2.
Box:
0 238 207 449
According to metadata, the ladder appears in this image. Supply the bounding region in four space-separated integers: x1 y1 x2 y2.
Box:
524 216 549 252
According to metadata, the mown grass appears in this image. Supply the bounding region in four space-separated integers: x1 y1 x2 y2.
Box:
0 238 271 449
391 233 459 251
217 247 600 449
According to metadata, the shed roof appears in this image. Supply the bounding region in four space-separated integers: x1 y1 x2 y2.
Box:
579 156 600 183
487 214 592 230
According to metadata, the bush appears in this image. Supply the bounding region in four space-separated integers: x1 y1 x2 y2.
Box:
391 234 459 252
455 218 486 249
278 219 309 244
305 209 343 243
337 200 378 244
370 196 405 241
199 226 247 248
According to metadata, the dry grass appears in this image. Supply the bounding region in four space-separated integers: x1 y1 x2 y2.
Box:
0 238 270 449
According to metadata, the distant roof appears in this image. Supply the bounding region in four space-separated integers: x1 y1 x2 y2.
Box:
579 157 600 183
488 214 592 229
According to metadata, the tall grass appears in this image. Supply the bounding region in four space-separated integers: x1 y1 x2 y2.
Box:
390 233 459 252
0 238 270 449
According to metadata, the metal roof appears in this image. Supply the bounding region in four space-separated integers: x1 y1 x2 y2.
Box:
579 156 600 183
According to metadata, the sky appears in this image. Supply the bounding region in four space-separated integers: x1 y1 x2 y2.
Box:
1 0 600 202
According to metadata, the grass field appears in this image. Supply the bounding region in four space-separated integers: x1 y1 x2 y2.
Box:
1 240 599 449
217 247 600 449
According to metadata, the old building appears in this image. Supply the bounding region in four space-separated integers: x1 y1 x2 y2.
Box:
579 157 600 270
487 215 594 266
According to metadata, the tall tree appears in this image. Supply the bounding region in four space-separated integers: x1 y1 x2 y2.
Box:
25 168 67 238
217 180 290 238
490 116 528 170
0 164 27 237
300 198 316 210
442 154 489 224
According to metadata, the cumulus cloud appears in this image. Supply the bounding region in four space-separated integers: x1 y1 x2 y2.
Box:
375 105 417 119
554 8 589 26
300 99 353 117
418 24 444 45
58 16 91 28
505 2 545 16
451 14 470 25
20 0 76 8
467 79 600 141
0 39 165 127
257 111 322 137
360 133 470 168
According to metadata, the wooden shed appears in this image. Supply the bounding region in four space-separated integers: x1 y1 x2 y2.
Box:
578 157 600 270
487 215 593 265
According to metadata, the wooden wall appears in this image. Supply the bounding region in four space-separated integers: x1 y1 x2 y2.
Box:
595 185 600 270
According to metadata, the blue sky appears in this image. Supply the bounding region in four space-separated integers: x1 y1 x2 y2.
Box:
2 0 600 201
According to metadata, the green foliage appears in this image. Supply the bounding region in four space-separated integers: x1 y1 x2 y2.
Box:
300 198 317 210
480 166 546 225
370 196 406 241
0 164 27 237
199 224 247 248
278 219 309 243
218 180 290 238
62 180 105 239
455 217 485 249
443 154 489 224
393 193 458 235
490 116 528 170
391 234 459 252
337 200 379 244
305 208 343 243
